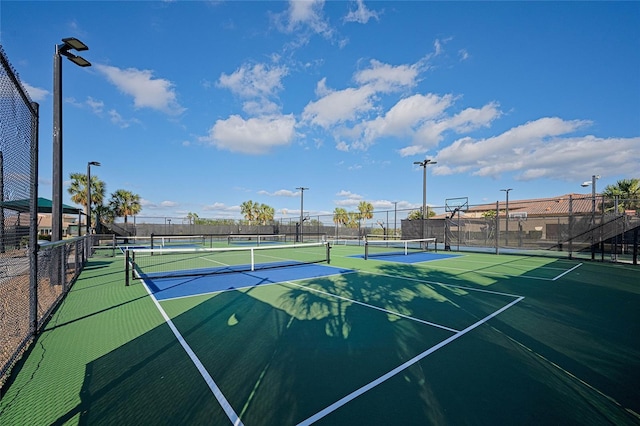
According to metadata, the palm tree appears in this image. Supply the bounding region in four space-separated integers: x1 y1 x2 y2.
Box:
333 207 348 237
256 203 275 225
358 201 374 233
347 212 360 229
408 206 436 220
240 200 256 224
94 204 115 233
68 172 106 218
109 189 142 225
602 178 640 212
186 212 200 225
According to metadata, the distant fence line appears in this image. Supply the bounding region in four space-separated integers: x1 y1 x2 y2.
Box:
110 195 639 263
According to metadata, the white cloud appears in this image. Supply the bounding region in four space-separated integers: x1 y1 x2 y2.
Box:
354 59 419 92
95 64 185 115
302 85 375 128
205 114 296 154
86 97 104 114
203 202 239 212
344 0 381 24
257 189 298 197
335 190 364 206
430 117 640 181
302 57 428 137
274 0 333 38
22 82 48 102
351 93 455 150
108 109 140 129
140 199 179 210
218 63 289 116
218 63 288 99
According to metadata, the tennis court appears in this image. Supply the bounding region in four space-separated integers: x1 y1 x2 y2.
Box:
1 239 639 425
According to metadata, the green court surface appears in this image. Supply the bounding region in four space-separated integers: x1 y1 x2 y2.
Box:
1 244 639 425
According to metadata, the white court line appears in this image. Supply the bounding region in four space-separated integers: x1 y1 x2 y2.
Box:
552 263 583 281
297 295 525 426
363 270 525 299
284 280 461 333
139 278 244 426
157 269 359 303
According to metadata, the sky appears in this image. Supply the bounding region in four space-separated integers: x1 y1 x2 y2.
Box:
1 0 639 222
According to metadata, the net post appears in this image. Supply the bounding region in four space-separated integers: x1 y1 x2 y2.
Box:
251 247 255 271
434 237 438 253
326 242 331 264
364 241 369 260
125 249 130 286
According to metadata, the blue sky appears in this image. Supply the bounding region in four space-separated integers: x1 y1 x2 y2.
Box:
1 1 639 221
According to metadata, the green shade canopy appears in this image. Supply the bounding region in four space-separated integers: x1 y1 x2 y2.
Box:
0 197 83 214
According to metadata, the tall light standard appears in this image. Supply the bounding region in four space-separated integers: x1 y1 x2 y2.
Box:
53 37 91 242
86 161 100 235
413 159 437 240
500 188 513 246
581 175 600 260
296 187 308 242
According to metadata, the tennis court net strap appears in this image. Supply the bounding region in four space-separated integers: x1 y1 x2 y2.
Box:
364 238 437 260
125 241 330 285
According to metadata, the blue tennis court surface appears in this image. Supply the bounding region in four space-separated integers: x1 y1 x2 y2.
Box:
353 252 462 263
145 263 354 301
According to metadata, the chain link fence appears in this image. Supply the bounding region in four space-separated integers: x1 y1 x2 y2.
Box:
0 44 38 390
0 46 96 390
117 194 639 264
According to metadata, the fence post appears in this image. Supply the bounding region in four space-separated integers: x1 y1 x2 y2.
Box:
125 249 130 286
568 195 573 259
29 102 40 335
633 227 638 266
495 201 500 255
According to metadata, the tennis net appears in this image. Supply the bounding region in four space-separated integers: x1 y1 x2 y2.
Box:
152 235 207 248
364 237 437 260
227 234 287 246
125 241 330 285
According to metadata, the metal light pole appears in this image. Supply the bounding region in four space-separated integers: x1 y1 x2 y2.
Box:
500 188 512 246
581 175 600 260
413 159 437 240
86 161 100 235
52 37 91 242
296 187 308 242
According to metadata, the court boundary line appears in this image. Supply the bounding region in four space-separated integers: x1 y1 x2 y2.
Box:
155 266 358 302
291 269 525 425
362 270 526 299
139 278 244 426
283 280 461 333
297 295 525 425
552 263 582 280
147 266 526 425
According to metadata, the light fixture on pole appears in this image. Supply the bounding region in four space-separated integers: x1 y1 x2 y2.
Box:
53 37 91 242
581 175 600 260
500 188 513 246
86 161 100 235
296 187 308 242
413 159 437 240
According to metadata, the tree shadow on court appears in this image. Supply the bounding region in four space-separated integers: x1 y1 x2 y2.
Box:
61 260 640 425
367 260 640 425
